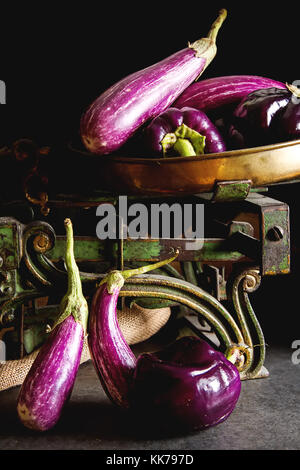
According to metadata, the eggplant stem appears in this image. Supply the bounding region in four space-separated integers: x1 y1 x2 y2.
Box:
173 138 196 157
161 125 206 157
122 248 179 280
207 9 227 42
101 249 180 294
51 218 89 333
161 133 177 156
225 343 251 372
175 124 206 155
64 218 83 298
286 82 300 98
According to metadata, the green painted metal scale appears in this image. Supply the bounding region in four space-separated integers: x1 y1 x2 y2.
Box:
0 140 291 381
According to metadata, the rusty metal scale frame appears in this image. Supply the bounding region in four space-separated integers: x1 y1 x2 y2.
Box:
0 138 297 381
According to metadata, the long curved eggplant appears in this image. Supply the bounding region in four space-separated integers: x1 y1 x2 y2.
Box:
88 255 179 408
88 253 242 433
80 9 227 155
17 218 88 431
173 75 286 113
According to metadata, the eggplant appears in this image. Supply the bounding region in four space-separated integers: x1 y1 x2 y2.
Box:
228 84 300 148
273 83 300 141
143 106 226 157
17 218 88 431
133 336 241 432
173 75 286 113
88 254 242 434
80 9 227 156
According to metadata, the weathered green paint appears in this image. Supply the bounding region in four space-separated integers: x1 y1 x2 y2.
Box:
47 236 108 261
47 237 245 264
212 180 252 202
0 225 18 269
113 240 162 261
262 208 290 275
192 240 243 262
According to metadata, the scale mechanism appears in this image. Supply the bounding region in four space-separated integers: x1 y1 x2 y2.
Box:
0 139 294 381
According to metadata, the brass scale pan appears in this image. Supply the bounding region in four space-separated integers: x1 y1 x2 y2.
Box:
89 139 300 196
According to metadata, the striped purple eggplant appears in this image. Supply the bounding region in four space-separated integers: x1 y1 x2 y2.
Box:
173 75 286 112
80 9 227 155
88 253 179 408
17 219 88 431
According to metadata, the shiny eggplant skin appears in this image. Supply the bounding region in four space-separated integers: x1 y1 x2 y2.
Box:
144 106 226 156
132 336 241 433
89 264 241 435
274 97 300 141
17 218 88 432
228 87 291 148
79 9 227 156
174 75 286 113
17 316 84 431
88 281 136 409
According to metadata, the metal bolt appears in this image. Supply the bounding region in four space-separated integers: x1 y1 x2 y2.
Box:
267 225 284 241
33 233 51 253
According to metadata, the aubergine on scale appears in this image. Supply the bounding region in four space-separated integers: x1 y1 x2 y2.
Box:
228 83 300 149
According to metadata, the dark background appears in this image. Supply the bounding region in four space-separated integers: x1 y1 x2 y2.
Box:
1 2 300 346
0 3 298 146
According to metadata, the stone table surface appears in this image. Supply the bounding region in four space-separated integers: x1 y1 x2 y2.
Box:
0 343 299 453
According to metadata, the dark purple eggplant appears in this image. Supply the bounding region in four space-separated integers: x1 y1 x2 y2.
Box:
88 253 242 434
80 9 227 155
132 336 241 432
17 218 88 431
228 84 300 149
143 106 226 157
272 83 300 141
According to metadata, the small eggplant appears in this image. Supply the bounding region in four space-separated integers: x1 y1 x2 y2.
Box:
88 253 242 434
143 106 226 157
228 84 300 149
17 219 88 431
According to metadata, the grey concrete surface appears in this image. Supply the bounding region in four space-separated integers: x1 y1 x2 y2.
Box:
0 343 299 452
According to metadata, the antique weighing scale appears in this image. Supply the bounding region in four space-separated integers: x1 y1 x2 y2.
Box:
0 137 297 382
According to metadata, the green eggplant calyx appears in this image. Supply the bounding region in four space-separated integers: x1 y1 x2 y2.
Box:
286 82 300 99
100 270 125 295
161 124 206 157
52 218 89 334
225 343 251 372
175 124 206 156
173 138 196 157
161 132 177 156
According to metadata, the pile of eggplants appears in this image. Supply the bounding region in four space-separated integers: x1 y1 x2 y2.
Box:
17 7 300 435
79 6 299 157
16 221 243 434
80 8 229 157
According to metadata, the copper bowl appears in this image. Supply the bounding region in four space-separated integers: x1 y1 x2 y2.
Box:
93 138 300 196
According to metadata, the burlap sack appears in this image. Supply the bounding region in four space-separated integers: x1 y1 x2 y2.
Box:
0 303 171 392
